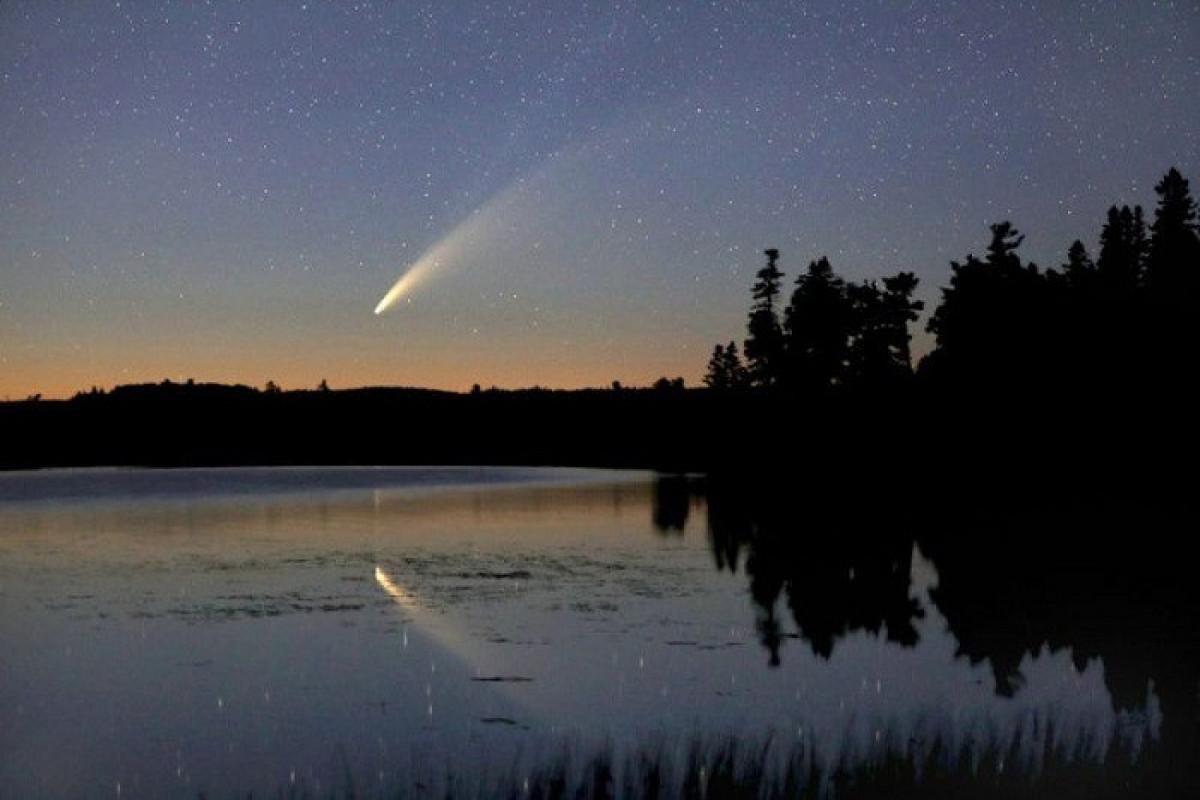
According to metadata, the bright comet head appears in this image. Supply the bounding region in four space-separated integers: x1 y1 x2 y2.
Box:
373 254 444 315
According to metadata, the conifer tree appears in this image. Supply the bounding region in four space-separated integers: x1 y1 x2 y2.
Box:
1096 205 1146 294
704 344 748 389
744 248 786 387
1062 240 1095 290
720 341 750 388
705 344 729 389
925 222 1046 386
783 256 852 391
1146 168 1200 297
879 272 924 375
844 272 923 388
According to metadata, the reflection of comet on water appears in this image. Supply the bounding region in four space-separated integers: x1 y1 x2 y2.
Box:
374 563 542 741
374 564 474 658
374 564 537 692
374 565 421 612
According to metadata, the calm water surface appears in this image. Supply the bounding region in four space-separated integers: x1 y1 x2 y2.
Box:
0 467 1191 797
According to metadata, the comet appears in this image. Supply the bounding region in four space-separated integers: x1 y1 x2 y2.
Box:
372 183 524 315
371 114 716 315
372 204 495 315
372 178 509 314
372 153 567 315
373 251 449 315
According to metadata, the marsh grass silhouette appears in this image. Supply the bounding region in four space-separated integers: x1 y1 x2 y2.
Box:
246 724 1177 799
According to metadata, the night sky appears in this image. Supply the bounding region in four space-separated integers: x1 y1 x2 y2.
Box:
2 1 1197 398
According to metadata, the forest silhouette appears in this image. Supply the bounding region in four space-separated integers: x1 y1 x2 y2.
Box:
2 167 1198 487
709 167 1198 401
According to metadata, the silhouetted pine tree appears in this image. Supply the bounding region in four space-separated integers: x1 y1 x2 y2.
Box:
1143 168 1200 389
845 280 887 387
879 272 924 377
704 341 750 390
1096 205 1146 295
782 256 852 392
744 248 786 387
1062 239 1096 291
1085 207 1147 387
1057 238 1108 387
721 341 750 388
705 344 729 389
924 222 1051 388
843 272 923 389
1146 168 1200 298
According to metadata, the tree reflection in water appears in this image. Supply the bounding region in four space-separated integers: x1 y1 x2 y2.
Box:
651 476 1200 795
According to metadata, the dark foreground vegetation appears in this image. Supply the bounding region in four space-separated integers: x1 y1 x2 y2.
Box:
3 167 1198 499
265 731 1180 800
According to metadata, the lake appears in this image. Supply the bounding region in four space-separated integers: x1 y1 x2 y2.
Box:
0 467 1195 798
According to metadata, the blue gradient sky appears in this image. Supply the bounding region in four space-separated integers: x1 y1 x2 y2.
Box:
2 1 1197 397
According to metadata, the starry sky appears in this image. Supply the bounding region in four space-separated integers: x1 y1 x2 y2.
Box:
2 1 1198 398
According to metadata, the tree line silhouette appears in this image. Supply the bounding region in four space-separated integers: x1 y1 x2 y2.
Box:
2 167 1196 479
709 249 922 393
707 167 1199 404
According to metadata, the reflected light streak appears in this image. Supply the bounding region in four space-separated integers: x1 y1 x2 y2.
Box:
374 563 482 666
374 563 544 718
374 565 421 612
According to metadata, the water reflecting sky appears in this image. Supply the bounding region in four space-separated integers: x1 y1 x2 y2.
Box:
0 468 1184 798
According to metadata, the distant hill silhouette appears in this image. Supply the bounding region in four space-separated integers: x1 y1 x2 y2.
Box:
4 167 1197 484
0 380 727 471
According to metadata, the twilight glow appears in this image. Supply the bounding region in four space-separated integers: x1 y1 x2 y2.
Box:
0 2 1197 397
